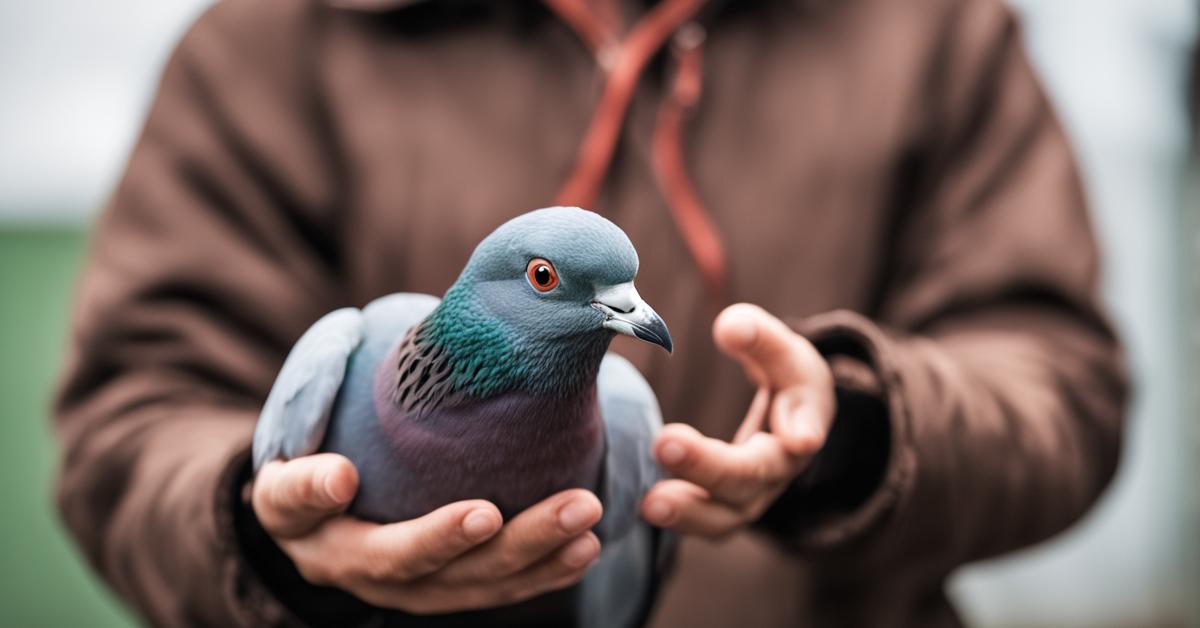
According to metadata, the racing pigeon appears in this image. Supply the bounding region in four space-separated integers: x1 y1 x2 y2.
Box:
252 206 673 627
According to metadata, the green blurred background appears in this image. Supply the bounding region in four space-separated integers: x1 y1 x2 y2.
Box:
0 229 134 627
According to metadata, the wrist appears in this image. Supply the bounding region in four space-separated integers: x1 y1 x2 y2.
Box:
756 354 891 540
229 457 379 627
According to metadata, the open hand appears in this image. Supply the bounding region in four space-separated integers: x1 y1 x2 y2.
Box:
252 454 602 614
640 303 835 539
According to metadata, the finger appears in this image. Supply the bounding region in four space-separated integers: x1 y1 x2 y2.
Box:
373 533 599 614
283 499 503 585
437 489 602 583
362 500 505 581
713 303 811 390
714 303 835 455
732 386 770 444
641 480 745 539
487 532 599 602
253 454 359 538
769 386 834 457
655 424 795 506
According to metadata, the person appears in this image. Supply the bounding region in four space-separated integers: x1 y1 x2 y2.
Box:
52 0 1128 626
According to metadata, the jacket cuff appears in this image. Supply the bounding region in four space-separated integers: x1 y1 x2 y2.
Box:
213 441 307 627
756 310 917 551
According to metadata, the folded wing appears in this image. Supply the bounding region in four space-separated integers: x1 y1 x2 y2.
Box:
252 307 365 470
581 353 669 628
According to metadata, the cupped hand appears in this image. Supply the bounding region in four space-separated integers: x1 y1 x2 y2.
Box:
640 303 836 539
252 454 602 614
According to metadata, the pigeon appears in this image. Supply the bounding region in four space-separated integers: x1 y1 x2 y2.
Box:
252 206 673 627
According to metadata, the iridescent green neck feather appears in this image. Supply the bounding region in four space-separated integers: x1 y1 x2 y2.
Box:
391 278 611 415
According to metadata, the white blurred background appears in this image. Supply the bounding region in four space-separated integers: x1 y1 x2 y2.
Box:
0 1 1196 626
949 1 1199 627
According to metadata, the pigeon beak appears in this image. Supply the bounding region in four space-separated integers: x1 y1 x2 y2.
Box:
592 282 673 354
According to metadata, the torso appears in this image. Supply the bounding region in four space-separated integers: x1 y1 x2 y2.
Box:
291 2 954 624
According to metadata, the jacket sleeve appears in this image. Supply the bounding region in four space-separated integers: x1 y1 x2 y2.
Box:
758 0 1129 582
53 2 349 625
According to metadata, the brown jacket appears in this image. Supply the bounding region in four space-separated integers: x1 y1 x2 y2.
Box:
54 0 1128 626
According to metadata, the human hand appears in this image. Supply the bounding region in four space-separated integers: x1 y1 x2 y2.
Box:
640 303 836 539
252 454 603 613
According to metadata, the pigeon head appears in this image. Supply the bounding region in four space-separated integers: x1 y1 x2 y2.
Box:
415 207 671 399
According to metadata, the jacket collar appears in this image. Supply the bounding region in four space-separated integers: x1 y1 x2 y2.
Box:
324 0 427 12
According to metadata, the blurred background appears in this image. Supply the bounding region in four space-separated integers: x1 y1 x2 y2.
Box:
0 0 1196 626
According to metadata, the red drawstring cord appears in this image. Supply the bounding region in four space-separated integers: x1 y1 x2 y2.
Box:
544 0 707 204
652 32 728 303
542 0 728 304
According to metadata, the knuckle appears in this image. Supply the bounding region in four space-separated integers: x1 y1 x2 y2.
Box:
668 448 693 471
326 560 357 586
395 538 439 580
750 459 773 486
382 555 419 583
362 542 409 582
493 547 525 576
258 478 287 514
718 460 770 504
292 473 322 506
711 470 743 500
403 533 454 581
271 476 301 511
727 487 755 506
400 553 438 582
362 558 391 583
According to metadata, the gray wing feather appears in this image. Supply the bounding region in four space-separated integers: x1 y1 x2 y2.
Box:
252 307 365 471
581 353 666 628
594 353 664 541
360 292 440 335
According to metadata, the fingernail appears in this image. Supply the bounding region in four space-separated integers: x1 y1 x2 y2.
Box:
643 499 673 524
558 500 599 532
658 440 686 466
462 509 500 540
323 470 353 504
562 536 598 568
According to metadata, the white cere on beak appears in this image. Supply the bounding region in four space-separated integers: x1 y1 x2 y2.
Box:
592 281 673 353
593 282 643 315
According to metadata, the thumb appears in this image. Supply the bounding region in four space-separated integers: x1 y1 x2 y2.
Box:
253 453 359 538
713 303 811 389
714 304 835 456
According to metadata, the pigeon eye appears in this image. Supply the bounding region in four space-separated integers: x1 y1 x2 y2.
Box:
526 258 559 292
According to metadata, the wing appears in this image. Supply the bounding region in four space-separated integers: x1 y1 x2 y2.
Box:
580 353 669 628
358 292 440 342
252 307 365 471
594 353 664 541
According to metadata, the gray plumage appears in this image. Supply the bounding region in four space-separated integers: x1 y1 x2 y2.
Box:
252 207 672 627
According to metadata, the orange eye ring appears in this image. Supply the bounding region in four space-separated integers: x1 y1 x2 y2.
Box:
526 258 559 292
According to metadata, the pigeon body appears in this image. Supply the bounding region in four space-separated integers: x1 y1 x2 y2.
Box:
252 207 673 627
322 294 607 523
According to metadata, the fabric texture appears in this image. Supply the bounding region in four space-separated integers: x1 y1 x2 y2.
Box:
53 0 1128 626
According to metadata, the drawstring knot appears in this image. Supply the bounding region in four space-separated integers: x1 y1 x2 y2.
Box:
544 0 729 304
